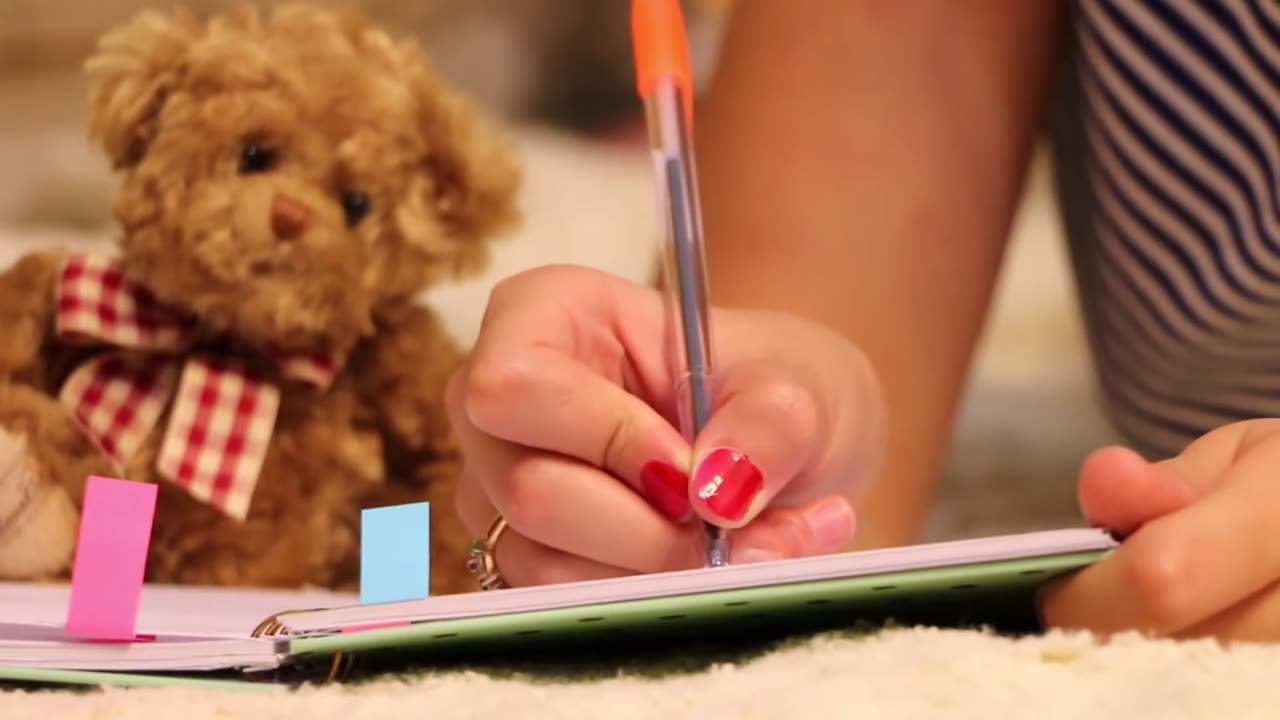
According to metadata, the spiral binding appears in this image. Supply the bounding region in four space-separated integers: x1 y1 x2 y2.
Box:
250 609 354 684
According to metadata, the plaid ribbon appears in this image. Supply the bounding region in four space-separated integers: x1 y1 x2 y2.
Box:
55 254 343 521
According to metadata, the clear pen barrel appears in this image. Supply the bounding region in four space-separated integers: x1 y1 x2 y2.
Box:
643 77 729 567
644 78 714 442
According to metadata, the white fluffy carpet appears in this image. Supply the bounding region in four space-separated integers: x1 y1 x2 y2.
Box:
6 629 1280 718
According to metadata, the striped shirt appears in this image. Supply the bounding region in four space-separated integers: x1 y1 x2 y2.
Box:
1050 0 1280 458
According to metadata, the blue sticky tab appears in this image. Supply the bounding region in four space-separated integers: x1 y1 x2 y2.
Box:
359 502 431 604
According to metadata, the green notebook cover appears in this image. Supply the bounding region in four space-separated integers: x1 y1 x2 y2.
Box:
0 528 1116 690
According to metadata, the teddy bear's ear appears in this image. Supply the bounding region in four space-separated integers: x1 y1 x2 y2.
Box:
426 100 522 275
411 74 522 278
83 9 201 169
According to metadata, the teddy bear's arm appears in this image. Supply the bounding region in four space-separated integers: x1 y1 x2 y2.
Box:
355 303 463 468
351 303 481 593
0 250 66 382
0 250 107 581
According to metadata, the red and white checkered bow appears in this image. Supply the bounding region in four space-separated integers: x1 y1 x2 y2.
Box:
55 254 345 521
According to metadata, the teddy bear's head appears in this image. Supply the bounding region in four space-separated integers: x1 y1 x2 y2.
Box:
83 5 520 354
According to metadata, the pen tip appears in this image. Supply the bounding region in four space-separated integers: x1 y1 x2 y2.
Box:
707 537 731 567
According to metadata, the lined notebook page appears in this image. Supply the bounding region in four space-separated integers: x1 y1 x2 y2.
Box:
0 582 357 638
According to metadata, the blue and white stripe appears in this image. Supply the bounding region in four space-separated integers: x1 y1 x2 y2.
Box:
1065 0 1280 457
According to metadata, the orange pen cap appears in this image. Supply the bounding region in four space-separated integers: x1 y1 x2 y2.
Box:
631 0 695 115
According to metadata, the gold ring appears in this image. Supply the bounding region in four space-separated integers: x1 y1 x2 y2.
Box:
467 514 510 591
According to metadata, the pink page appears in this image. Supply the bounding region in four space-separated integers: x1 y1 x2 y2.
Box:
64 476 157 641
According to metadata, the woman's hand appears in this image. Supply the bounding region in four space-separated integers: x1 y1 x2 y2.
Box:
446 264 885 587
1040 419 1280 641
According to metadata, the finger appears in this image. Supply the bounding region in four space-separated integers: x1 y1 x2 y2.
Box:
491 531 638 587
474 264 675 390
688 361 827 528
451 355 696 536
724 494 857 564
1076 446 1199 537
454 465 634 587
450 386 703 574
485 447 705 574
1176 578 1280 643
1041 432 1280 636
1145 418 1280 496
1074 423 1265 538
462 346 690 495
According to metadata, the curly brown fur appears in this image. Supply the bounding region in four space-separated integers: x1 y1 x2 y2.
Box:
0 5 520 595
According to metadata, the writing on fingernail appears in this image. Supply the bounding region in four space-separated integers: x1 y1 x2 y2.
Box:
692 447 763 523
696 475 722 500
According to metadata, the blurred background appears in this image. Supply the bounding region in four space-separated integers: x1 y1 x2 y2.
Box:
0 0 1119 542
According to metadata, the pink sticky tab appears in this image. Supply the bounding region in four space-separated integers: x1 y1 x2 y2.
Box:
64 476 157 641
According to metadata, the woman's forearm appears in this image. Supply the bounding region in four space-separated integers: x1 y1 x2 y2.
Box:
695 0 1070 548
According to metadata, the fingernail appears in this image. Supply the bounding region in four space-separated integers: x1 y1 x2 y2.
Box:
807 496 856 550
640 460 691 522
732 547 784 564
691 447 763 523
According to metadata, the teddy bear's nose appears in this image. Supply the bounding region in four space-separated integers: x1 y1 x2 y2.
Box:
270 192 313 240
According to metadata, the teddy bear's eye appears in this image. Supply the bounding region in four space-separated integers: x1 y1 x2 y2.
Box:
239 143 276 174
341 191 371 226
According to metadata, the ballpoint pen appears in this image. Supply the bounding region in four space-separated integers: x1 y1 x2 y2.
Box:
630 0 730 567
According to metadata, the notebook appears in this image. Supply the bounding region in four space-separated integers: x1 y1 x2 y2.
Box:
0 527 1117 688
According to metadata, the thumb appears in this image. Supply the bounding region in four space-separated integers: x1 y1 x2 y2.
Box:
1077 446 1199 536
687 372 826 528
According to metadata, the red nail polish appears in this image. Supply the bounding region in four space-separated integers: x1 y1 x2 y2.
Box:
640 460 691 522
692 447 763 522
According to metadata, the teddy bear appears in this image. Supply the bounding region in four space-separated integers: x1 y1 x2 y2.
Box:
0 4 520 596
